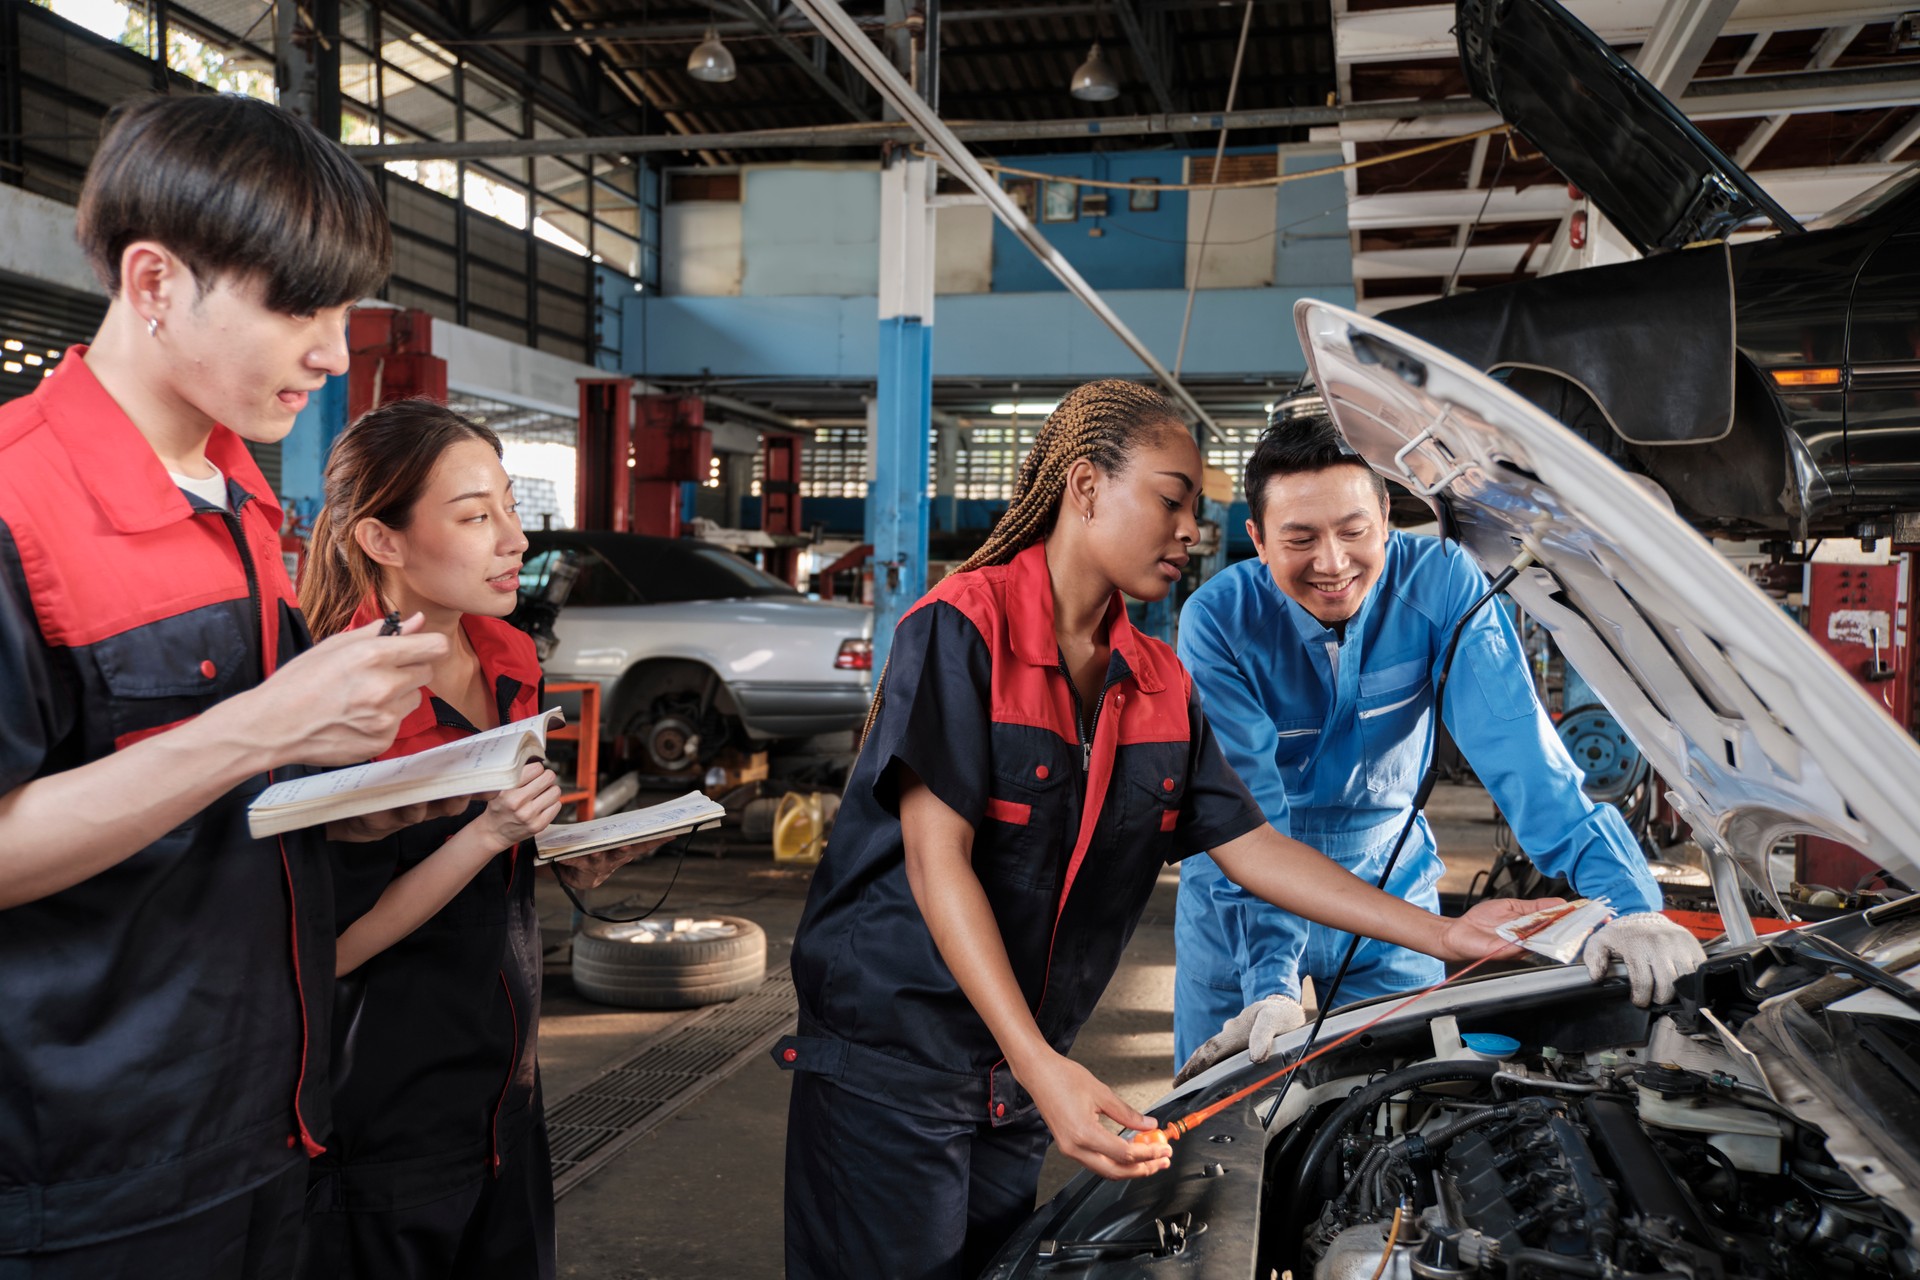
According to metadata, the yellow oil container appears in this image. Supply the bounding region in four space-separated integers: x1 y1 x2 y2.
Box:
773 791 834 866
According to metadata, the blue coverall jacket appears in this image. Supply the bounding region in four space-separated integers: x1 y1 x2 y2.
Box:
1171 531 1661 1063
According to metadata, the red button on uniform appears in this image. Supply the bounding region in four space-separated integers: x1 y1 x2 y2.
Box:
200 660 218 679
1035 765 1050 780
1162 778 1175 792
994 1102 1007 1118
783 1048 798 1063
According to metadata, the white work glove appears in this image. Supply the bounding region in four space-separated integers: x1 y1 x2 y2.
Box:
1581 912 1707 1007
1173 994 1307 1086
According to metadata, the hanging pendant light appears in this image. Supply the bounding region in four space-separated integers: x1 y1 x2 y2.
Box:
687 26 737 82
1070 41 1120 101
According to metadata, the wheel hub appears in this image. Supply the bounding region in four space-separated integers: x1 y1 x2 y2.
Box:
644 715 702 773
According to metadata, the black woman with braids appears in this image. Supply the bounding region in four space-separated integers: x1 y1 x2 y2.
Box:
773 379 1553 1279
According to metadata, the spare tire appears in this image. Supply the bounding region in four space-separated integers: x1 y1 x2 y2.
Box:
571 914 767 1009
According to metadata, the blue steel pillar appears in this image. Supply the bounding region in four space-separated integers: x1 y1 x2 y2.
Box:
278 370 350 517
869 156 936 677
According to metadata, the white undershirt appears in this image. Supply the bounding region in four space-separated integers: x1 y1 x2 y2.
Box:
169 461 229 510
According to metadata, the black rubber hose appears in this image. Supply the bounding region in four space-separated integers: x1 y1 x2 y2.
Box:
1409 1100 1520 1151
1503 1251 1603 1278
1294 1058 1500 1204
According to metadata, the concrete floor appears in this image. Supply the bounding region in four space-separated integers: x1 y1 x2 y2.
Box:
535 783 1506 1278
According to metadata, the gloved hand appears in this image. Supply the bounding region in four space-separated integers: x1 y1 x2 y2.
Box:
1581 912 1706 1006
1173 994 1306 1086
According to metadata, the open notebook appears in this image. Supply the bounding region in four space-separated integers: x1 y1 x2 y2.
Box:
535 791 726 865
248 709 565 838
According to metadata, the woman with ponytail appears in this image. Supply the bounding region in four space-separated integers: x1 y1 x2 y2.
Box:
297 400 657 1280
775 380 1549 1278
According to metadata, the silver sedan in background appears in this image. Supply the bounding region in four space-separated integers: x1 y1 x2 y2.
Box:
521 531 873 776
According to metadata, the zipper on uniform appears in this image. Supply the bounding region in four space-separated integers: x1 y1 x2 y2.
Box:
1057 655 1112 772
206 499 266 682
203 498 315 1151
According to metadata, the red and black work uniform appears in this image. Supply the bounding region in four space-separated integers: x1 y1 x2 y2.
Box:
775 542 1267 1280
0 352 328 1276
300 600 554 1280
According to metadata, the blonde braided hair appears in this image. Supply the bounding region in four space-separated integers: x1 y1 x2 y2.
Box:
858 379 1185 745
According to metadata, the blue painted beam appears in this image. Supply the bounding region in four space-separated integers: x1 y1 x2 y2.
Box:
869 316 932 677
627 285 1354 380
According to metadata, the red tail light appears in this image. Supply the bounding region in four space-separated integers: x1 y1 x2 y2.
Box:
836 638 873 671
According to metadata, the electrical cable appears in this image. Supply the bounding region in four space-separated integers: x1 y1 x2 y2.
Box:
1260 545 1538 1127
1441 133 1510 298
1175 0 1256 381
912 125 1512 194
553 824 707 923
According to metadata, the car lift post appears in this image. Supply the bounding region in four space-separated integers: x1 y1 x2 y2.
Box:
761 433 805 586
870 151 936 676
575 378 711 537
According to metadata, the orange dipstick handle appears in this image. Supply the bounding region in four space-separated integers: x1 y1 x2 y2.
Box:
1132 901 1582 1147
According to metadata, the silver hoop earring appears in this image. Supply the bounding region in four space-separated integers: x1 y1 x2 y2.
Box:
1084 504 1094 524
147 316 158 338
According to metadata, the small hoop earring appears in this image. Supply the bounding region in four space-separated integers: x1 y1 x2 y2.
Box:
1083 504 1094 524
147 316 158 338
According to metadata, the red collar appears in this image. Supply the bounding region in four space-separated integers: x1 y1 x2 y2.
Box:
1003 542 1162 693
36 346 282 534
348 598 543 738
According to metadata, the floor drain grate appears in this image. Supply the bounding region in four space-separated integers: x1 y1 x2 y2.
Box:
547 970 797 1197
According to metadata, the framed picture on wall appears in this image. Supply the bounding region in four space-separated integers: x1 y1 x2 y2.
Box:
1128 178 1160 212
1004 177 1038 220
1043 181 1078 223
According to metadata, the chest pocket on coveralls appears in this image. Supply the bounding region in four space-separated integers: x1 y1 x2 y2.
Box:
1271 718 1322 771
1355 657 1430 795
92 606 253 748
1124 743 1188 860
978 753 1068 893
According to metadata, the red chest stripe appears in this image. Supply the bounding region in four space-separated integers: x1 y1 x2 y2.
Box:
985 797 1032 826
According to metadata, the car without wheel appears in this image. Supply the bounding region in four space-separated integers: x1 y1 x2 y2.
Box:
518 530 873 775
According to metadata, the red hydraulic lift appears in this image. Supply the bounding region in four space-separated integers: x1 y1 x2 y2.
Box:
760 433 805 586
348 307 446 416
575 378 711 538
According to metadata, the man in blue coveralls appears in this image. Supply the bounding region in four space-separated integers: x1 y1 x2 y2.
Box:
1172 405 1706 1083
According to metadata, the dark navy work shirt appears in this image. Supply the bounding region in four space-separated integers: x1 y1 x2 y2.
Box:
778 542 1265 1126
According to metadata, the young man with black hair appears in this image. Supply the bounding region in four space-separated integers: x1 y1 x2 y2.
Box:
1170 405 1705 1084
0 93 457 1277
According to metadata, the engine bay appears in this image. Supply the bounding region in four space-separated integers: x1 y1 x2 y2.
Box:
1274 938 1920 1280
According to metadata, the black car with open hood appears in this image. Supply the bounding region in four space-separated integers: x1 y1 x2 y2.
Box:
1380 0 1920 541
1456 0 1801 254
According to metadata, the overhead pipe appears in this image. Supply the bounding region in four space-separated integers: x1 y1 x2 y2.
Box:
430 0 1293 45
345 99 1493 162
345 61 1920 163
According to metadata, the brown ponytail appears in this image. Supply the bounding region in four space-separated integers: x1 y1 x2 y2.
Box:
300 399 504 639
859 378 1184 744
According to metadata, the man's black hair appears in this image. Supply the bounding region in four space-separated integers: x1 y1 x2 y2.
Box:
77 94 391 314
1243 402 1390 528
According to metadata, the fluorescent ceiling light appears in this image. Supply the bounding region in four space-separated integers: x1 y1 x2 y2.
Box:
990 401 1060 416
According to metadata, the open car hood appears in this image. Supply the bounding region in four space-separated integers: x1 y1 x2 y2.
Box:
1295 298 1920 925
1456 0 1801 253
